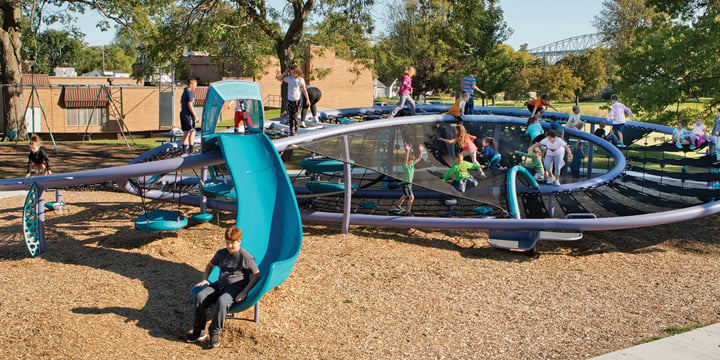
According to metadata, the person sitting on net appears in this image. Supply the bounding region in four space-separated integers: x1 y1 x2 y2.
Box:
673 120 698 150
26 134 52 178
693 116 709 147
567 105 584 130
442 151 485 193
188 227 260 349
593 121 620 146
447 92 470 122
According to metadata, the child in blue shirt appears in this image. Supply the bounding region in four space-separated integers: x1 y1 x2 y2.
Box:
525 116 545 143
570 142 586 178
480 137 501 169
672 121 697 150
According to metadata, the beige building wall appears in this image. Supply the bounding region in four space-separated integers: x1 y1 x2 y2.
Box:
303 46 374 110
251 47 374 110
12 46 374 135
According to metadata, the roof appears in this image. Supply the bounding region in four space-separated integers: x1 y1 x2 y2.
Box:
21 74 51 86
193 87 207 106
58 87 110 108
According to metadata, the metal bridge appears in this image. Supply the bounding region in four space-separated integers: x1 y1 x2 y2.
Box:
528 33 607 64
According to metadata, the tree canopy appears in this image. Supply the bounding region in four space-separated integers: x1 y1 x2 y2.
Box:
612 1 720 123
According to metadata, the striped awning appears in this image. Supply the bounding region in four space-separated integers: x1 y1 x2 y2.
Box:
193 86 207 106
58 87 110 108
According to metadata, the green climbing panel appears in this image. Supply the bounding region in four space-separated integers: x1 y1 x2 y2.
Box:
23 183 46 257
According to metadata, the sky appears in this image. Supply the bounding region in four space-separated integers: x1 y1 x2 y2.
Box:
69 0 604 50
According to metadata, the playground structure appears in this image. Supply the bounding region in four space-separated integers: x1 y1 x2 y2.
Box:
2 80 720 294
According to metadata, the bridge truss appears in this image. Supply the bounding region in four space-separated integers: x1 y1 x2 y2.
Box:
528 33 607 64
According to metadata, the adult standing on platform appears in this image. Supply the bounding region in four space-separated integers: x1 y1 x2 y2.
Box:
180 78 198 155
461 69 487 115
301 86 322 126
277 65 310 135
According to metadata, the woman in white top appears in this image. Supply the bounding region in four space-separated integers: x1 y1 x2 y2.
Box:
528 130 572 185
277 64 310 135
567 106 583 130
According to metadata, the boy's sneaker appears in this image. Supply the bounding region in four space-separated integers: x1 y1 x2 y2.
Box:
690 144 697 150
553 179 561 186
617 143 626 148
208 334 220 348
300 121 307 128
186 330 208 343
546 177 554 185
675 142 683 149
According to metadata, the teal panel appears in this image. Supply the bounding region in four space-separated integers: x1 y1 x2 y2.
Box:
201 81 264 136
23 183 44 257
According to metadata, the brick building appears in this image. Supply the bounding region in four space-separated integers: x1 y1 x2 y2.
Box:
2 46 373 138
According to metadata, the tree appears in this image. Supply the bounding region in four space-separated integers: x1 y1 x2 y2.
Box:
76 44 136 74
557 48 609 103
1 1 25 136
2 0 170 138
373 0 510 96
474 44 535 104
31 29 84 74
140 0 375 107
530 64 584 102
593 0 656 51
614 10 720 123
646 0 717 19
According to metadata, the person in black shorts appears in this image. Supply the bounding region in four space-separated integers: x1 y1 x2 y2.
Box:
300 86 322 126
180 78 198 155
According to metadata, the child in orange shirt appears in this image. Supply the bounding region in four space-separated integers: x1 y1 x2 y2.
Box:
526 94 558 118
447 92 470 122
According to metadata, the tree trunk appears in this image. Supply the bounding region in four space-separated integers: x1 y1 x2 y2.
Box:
0 1 25 138
276 41 294 113
274 0 314 113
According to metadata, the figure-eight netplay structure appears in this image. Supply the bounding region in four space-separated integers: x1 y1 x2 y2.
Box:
3 80 720 318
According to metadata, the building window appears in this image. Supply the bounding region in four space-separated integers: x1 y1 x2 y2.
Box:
66 108 108 127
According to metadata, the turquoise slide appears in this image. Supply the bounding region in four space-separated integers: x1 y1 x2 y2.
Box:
201 133 302 314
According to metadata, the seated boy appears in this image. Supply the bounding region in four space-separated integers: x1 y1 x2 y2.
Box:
673 121 697 150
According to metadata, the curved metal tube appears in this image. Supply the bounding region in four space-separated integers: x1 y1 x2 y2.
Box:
506 166 540 219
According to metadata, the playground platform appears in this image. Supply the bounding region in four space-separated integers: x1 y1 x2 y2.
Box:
591 323 720 360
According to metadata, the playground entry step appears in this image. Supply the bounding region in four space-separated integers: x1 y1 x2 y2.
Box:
488 230 583 251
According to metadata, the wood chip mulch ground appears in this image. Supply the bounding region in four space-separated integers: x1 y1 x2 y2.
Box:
0 143 719 359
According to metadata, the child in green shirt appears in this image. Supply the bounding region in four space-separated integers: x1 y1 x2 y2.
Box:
443 152 485 193
395 143 424 215
523 147 545 181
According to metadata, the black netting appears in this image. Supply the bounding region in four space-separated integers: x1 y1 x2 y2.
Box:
295 123 508 210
